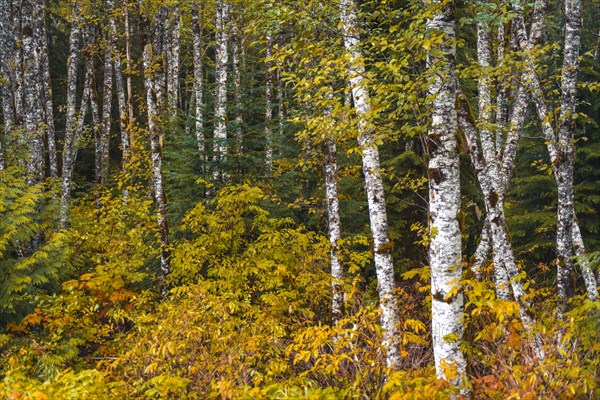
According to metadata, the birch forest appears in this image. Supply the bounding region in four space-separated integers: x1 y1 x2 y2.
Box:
2 0 600 398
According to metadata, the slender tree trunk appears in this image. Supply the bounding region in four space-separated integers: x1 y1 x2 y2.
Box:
166 3 181 115
34 0 56 178
323 135 343 321
59 5 82 228
425 0 466 387
214 0 229 179
277 56 285 138
231 8 243 153
192 0 205 163
340 0 400 369
97 41 113 185
0 0 14 134
513 0 597 305
142 9 171 288
107 0 130 171
22 0 44 185
124 0 134 122
264 33 274 174
11 0 24 132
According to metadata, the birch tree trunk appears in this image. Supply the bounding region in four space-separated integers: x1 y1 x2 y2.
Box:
213 0 229 180
34 0 57 178
264 33 274 174
107 0 130 172
166 3 181 115
97 41 113 186
22 0 44 185
11 0 24 132
192 0 205 162
142 10 171 288
425 0 466 387
231 9 243 153
124 0 134 122
513 0 598 304
339 0 400 369
0 0 14 134
323 131 343 321
59 5 82 228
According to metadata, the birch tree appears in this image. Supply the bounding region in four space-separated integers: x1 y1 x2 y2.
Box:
213 0 229 180
97 37 113 186
324 135 343 321
231 6 243 153
107 0 130 171
22 0 44 186
425 0 466 387
141 5 171 287
339 0 400 369
33 0 57 178
456 2 550 342
166 2 181 115
512 0 598 304
192 0 205 161
59 4 83 228
264 33 274 173
0 0 13 138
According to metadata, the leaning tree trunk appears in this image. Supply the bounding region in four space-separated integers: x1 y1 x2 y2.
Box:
339 0 400 369
513 1 598 304
425 0 466 388
213 0 229 180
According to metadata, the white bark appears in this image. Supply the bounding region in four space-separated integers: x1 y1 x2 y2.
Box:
166 3 181 115
513 0 598 304
22 0 44 185
231 9 243 153
213 0 229 180
60 6 83 228
192 0 205 161
98 40 113 185
142 6 171 287
37 2 57 179
426 0 466 387
0 0 13 134
264 33 274 173
107 0 130 171
340 0 400 369
323 137 344 321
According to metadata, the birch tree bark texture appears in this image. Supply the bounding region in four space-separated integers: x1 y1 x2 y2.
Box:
339 0 401 369
59 4 83 228
141 9 171 289
0 0 14 136
425 0 466 388
22 0 44 186
513 0 598 304
107 0 130 171
213 0 229 181
192 0 205 162
323 135 343 322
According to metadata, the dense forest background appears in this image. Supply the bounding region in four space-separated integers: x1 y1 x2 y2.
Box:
1 0 600 398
